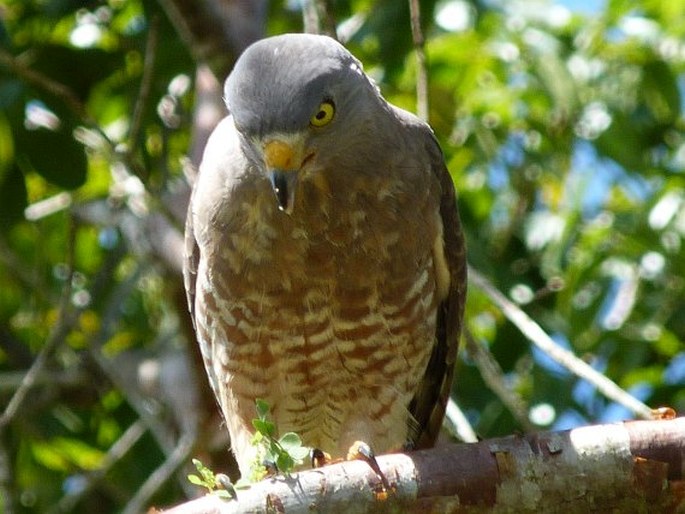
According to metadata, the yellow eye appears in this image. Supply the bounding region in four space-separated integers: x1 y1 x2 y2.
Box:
310 100 335 127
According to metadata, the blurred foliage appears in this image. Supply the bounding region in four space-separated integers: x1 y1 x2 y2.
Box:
1 0 684 512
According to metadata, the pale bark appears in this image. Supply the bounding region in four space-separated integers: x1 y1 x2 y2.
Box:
160 416 685 514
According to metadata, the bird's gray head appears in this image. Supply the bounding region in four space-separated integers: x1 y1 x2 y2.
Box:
223 33 384 214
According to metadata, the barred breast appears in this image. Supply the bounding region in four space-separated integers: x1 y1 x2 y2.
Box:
192 170 443 476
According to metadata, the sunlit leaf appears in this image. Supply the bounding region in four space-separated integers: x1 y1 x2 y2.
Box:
32 438 105 471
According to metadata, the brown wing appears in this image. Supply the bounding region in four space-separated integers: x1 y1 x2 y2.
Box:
183 192 199 330
408 133 467 449
182 153 222 404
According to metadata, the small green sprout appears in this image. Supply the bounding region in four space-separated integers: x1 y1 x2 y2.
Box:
249 399 311 479
189 400 311 490
187 458 237 500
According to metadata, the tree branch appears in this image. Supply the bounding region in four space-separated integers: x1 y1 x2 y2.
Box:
160 417 685 513
123 433 196 514
408 0 429 122
0 48 92 123
156 0 266 77
0 218 77 429
464 329 534 431
468 266 654 420
302 0 337 39
128 14 161 155
51 420 147 514
443 397 478 443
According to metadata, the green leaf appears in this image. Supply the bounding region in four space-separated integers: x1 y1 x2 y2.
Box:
278 432 303 451
187 474 205 487
32 438 105 472
642 59 680 124
255 398 270 419
252 418 275 437
29 45 123 101
192 458 211 476
276 452 294 473
199 466 215 483
0 164 27 226
190 458 218 488
595 113 648 172
278 432 310 462
288 445 311 461
16 125 87 189
214 489 234 500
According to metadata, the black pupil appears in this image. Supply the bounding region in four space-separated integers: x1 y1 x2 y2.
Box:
316 110 326 120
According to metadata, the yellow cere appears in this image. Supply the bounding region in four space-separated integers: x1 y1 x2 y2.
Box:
310 100 335 127
264 139 295 169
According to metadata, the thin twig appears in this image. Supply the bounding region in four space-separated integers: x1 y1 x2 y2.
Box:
464 329 535 431
50 420 147 514
0 237 44 299
0 48 91 123
87 263 179 456
128 14 160 154
443 397 478 443
1 45 149 185
122 433 195 514
0 218 78 429
302 0 337 38
0 369 87 393
0 434 15 514
408 0 429 121
468 266 654 420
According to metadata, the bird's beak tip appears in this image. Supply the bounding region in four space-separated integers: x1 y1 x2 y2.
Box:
269 170 297 215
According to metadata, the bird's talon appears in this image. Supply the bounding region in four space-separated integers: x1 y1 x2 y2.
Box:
310 448 332 468
347 441 392 495
262 459 278 477
347 440 375 462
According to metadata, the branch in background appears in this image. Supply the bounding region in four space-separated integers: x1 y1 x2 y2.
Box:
0 218 78 513
155 0 233 78
0 435 15 514
128 14 160 158
86 262 180 456
161 417 685 513
408 0 429 122
0 218 77 429
187 65 225 171
50 420 147 514
156 0 267 78
468 266 655 420
0 48 92 123
443 397 478 443
123 433 196 514
464 329 535 431
0 369 88 393
302 0 338 38
0 44 152 186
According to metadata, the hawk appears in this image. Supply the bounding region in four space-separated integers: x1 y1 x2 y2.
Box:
183 33 467 477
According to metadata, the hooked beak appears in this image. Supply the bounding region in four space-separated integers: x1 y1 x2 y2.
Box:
263 139 305 214
268 170 298 215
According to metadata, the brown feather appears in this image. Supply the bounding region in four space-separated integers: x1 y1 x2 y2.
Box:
407 130 467 449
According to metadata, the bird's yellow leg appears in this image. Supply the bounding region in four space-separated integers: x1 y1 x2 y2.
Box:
311 441 393 499
310 447 333 469
347 441 392 496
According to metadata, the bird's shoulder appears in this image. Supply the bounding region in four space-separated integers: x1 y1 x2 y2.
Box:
184 115 245 324
388 104 435 140
387 104 446 168
198 115 248 183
